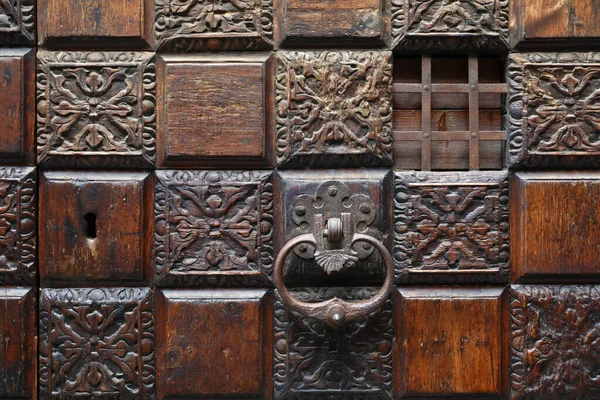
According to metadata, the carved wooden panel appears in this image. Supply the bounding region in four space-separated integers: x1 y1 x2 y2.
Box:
0 287 36 399
39 171 153 286
0 0 33 44
0 167 35 285
0 48 34 165
274 170 391 286
275 51 393 168
511 171 600 282
39 288 155 399
38 0 154 47
510 0 600 48
508 52 600 168
154 170 273 287
394 55 507 171
274 288 393 399
275 0 389 46
510 285 600 400
36 51 157 169
154 0 273 51
391 0 509 51
156 54 274 169
398 287 506 398
156 289 270 398
394 171 509 285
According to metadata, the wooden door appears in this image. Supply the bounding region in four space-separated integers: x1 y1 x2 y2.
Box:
1 0 600 399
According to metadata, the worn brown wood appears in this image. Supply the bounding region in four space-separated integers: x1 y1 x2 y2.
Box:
0 287 36 399
38 0 154 47
156 289 270 398
397 287 506 398
511 171 600 282
0 48 34 165
157 54 274 168
39 171 153 285
510 0 600 48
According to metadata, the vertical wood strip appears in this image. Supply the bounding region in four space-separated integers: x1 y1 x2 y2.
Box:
468 55 480 170
421 55 432 171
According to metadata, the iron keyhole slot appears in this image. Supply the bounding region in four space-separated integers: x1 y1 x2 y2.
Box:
84 213 97 239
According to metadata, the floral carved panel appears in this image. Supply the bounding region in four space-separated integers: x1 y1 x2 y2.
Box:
275 51 393 168
391 0 508 50
273 288 393 399
0 0 34 44
510 285 600 400
154 0 273 51
0 167 35 285
394 171 509 284
154 170 273 287
36 51 157 168
508 52 600 168
39 288 156 399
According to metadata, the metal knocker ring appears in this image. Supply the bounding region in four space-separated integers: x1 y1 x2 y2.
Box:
273 214 395 328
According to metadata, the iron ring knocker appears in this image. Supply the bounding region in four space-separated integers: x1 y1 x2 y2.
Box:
273 214 395 328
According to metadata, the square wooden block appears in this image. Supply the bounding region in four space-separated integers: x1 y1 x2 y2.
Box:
510 285 600 399
398 287 506 398
156 289 269 398
391 0 509 51
511 171 600 282
394 171 509 284
508 52 600 168
275 51 393 168
39 288 155 399
38 0 153 47
0 48 34 165
274 288 394 399
275 0 389 46
157 54 274 168
0 287 36 399
0 0 34 44
36 51 157 168
154 0 273 51
154 170 273 287
39 171 153 286
0 167 36 285
511 0 600 48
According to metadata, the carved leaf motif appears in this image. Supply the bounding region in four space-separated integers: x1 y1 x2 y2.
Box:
315 250 358 274
0 0 18 30
0 181 17 271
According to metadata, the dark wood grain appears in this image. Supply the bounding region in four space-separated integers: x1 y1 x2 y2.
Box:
157 54 274 169
39 171 153 286
156 289 270 398
0 287 36 399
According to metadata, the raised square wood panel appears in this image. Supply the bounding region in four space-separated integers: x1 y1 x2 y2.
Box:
157 54 274 169
36 51 157 169
0 167 35 285
154 0 273 51
0 0 34 45
275 51 393 168
39 171 153 286
154 170 273 287
508 52 600 168
39 288 155 399
156 289 270 399
274 288 393 399
510 0 600 48
391 0 509 51
398 287 506 398
510 285 600 399
394 171 509 285
38 0 153 47
275 0 388 46
511 171 600 282
0 287 36 399
0 48 34 165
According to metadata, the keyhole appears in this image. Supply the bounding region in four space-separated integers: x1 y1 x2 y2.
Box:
84 213 97 239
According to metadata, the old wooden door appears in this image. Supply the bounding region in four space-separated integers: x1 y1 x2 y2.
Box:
1 0 600 399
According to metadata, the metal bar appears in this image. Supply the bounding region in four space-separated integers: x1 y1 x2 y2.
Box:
421 55 432 171
468 55 480 170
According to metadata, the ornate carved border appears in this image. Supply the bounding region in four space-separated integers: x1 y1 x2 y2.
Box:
0 166 35 285
0 0 34 45
36 51 157 168
154 170 274 287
